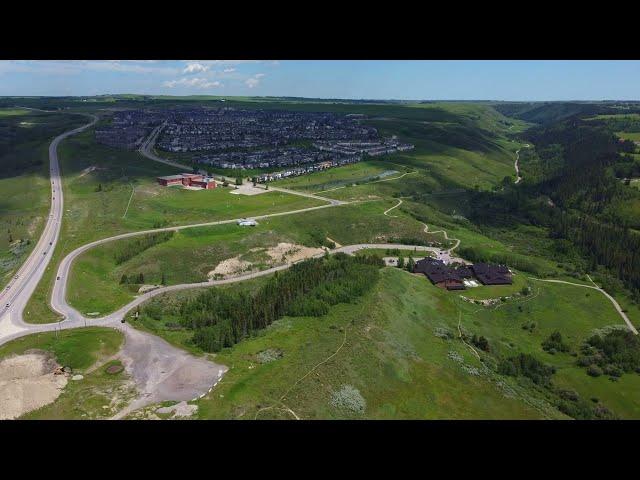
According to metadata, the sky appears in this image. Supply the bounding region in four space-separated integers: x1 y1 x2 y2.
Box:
1 60 640 101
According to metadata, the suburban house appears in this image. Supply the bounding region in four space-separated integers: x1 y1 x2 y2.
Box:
157 173 217 190
413 258 512 290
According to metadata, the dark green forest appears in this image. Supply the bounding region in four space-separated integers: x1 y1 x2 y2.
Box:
140 253 384 352
459 113 640 302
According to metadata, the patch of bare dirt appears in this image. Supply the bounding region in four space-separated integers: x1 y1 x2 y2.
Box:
0 350 68 420
138 284 161 294
208 257 254 278
326 237 342 248
207 243 325 280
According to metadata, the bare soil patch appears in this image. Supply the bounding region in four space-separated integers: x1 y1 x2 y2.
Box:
0 350 68 419
207 242 325 280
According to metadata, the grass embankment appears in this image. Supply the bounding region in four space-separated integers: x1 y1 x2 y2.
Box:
132 266 640 419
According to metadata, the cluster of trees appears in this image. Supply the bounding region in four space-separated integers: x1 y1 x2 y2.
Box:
120 272 167 285
541 331 570 354
471 334 490 352
120 272 145 284
578 330 640 378
396 256 415 272
547 211 640 299
554 388 617 420
459 116 640 301
112 231 174 265
144 254 384 353
497 353 556 386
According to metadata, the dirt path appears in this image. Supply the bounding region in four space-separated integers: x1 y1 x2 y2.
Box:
254 302 354 420
514 144 530 184
383 198 403 217
122 183 135 218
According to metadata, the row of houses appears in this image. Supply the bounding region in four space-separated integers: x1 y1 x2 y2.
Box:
255 156 362 182
194 146 340 170
313 139 415 157
414 258 512 290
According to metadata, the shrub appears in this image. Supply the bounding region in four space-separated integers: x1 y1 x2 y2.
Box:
542 330 570 354
587 365 603 377
498 353 555 385
471 334 491 352
330 385 366 414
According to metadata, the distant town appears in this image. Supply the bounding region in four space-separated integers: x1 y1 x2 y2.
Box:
95 107 414 181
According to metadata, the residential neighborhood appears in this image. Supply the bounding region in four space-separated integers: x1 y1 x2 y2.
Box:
94 107 414 180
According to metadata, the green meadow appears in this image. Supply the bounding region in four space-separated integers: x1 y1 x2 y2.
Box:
132 266 640 419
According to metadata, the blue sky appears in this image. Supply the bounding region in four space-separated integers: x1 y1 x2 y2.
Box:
1 60 639 100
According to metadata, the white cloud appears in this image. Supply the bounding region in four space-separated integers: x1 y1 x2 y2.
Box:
245 73 265 89
183 63 210 74
86 61 179 75
0 60 179 76
163 77 222 89
223 67 236 73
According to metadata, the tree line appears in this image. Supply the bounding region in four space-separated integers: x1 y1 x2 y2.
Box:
141 253 384 352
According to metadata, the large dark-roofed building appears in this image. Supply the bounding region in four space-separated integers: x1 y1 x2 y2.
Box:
414 258 469 290
470 263 512 285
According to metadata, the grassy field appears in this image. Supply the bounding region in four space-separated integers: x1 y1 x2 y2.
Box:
276 161 410 192
131 265 640 419
616 131 640 142
0 327 122 371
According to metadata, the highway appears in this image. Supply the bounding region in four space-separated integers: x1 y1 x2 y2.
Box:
0 114 97 341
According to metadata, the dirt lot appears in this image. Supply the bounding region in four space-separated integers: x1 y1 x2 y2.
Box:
207 242 325 279
0 350 68 419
